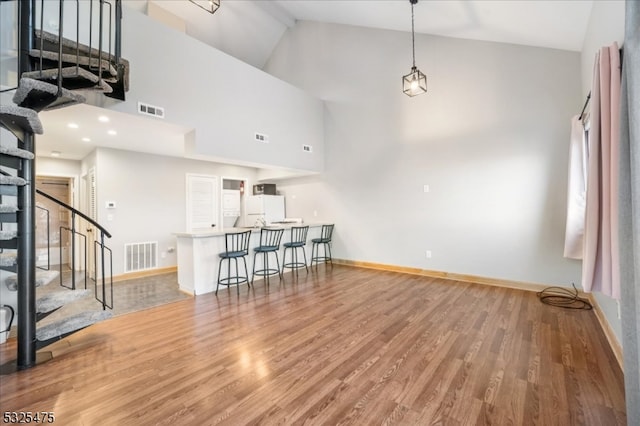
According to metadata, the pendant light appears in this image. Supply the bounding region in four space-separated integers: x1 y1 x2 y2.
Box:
189 0 221 15
402 0 427 97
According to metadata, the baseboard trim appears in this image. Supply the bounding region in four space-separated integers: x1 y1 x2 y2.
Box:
112 266 177 283
333 258 623 370
586 293 624 369
333 259 552 293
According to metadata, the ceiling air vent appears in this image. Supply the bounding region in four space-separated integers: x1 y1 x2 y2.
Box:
302 144 313 153
255 132 269 143
138 102 165 119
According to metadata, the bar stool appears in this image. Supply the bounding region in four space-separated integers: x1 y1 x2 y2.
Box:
311 224 334 267
282 226 309 276
252 227 285 285
216 230 251 295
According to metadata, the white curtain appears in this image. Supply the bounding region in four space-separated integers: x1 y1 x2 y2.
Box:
563 115 588 259
581 42 622 299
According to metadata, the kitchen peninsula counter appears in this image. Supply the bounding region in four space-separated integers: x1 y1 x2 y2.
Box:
174 223 328 295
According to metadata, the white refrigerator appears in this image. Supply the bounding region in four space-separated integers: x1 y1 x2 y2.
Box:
246 195 285 225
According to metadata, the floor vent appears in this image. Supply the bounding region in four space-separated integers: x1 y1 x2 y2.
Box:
124 241 158 273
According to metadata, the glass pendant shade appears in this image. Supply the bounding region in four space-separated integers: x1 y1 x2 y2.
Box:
189 0 221 14
403 66 427 97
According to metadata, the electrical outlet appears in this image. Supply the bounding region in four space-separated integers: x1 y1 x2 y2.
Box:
617 300 621 319
426 250 432 259
423 184 430 193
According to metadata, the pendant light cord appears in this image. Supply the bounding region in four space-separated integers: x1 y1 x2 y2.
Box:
411 1 416 68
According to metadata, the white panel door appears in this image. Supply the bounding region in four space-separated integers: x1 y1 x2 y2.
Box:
186 174 218 230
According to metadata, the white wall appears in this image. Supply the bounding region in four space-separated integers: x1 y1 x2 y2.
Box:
93 148 259 275
265 21 582 287
581 0 625 97
93 6 324 176
579 0 625 343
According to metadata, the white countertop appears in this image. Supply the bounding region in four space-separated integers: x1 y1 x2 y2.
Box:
174 223 329 238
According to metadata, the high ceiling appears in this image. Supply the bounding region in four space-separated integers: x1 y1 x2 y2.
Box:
37 0 601 161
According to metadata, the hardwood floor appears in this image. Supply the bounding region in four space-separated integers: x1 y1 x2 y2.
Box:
0 265 626 425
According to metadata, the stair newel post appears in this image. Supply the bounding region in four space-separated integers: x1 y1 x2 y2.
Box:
16 0 37 371
70 210 76 290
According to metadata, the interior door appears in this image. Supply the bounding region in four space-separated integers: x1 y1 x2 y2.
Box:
186 174 218 231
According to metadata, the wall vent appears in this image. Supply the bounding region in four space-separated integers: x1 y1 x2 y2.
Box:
124 241 158 273
254 132 269 143
302 144 313 153
138 102 165 119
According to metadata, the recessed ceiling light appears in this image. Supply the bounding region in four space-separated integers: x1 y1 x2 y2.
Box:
51 151 61 157
67 123 79 129
82 137 91 142
98 115 110 123
107 130 117 136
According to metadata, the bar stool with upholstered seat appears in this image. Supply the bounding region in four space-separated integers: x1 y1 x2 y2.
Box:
311 224 334 267
281 225 309 276
251 227 285 285
216 230 252 295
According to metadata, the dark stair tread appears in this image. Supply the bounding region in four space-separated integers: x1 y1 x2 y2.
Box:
36 310 112 343
0 213 17 223
36 289 91 314
0 143 35 160
29 49 117 77
22 66 101 91
5 269 59 291
13 78 86 112
0 104 44 135
0 239 17 249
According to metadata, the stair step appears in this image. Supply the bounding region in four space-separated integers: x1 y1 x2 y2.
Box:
0 205 18 223
22 66 100 90
0 175 27 187
0 212 17 222
0 205 18 213
0 239 17 249
0 252 17 273
34 30 129 89
36 289 91 315
22 68 114 95
0 104 44 136
0 185 18 197
5 269 59 291
0 142 34 160
13 78 86 113
36 310 113 346
0 155 21 170
0 230 17 240
29 49 117 77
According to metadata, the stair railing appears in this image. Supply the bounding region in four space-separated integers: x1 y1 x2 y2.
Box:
36 189 112 310
31 0 123 96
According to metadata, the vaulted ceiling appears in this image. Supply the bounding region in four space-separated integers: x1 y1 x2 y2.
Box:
129 0 596 70
37 0 601 161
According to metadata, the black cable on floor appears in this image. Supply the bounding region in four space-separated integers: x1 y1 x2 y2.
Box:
536 283 593 310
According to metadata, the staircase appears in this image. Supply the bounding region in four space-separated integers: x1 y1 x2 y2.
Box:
0 0 127 370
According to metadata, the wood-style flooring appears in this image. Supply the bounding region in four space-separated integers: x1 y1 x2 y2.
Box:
0 265 626 425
